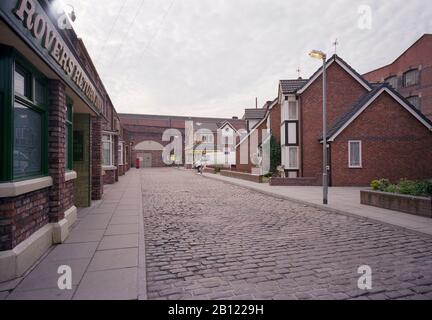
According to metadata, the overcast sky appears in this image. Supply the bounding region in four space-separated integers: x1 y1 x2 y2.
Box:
65 0 432 118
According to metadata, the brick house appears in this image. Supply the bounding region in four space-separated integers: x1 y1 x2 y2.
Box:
0 0 128 282
363 34 432 120
234 99 280 174
275 55 432 186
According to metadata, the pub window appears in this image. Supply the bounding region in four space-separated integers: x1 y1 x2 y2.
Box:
12 61 47 180
66 101 73 170
102 134 113 166
349 141 362 168
13 102 42 177
403 69 420 87
384 76 398 90
118 142 124 166
407 96 421 110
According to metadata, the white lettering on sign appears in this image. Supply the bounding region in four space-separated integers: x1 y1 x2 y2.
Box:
13 0 103 112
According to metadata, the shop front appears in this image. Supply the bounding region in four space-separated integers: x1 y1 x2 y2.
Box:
0 0 118 282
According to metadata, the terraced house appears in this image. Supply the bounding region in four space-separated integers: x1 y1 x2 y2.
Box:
275 55 432 186
0 0 129 282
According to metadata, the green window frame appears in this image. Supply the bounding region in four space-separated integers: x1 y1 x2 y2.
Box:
66 99 73 170
0 46 48 182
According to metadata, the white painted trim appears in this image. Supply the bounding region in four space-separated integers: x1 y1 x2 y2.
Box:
0 177 53 198
348 140 362 168
65 171 77 182
287 146 300 170
102 165 117 171
297 57 371 94
328 87 432 141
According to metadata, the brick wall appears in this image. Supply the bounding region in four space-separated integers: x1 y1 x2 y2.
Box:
103 169 116 185
270 103 281 143
0 188 50 251
47 80 67 223
91 116 103 200
220 170 263 183
300 62 368 181
331 92 432 186
73 114 91 207
363 35 432 120
269 177 320 186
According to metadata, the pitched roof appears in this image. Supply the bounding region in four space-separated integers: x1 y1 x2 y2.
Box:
243 108 267 120
297 54 372 95
322 83 432 141
280 79 309 94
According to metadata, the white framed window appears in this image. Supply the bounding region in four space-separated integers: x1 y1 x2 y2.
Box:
118 141 124 165
348 141 362 168
282 100 298 121
385 76 398 89
102 134 113 166
283 146 298 170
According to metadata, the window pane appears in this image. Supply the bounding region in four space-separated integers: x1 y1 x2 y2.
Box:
404 70 419 87
102 141 111 166
282 101 289 121
349 142 361 167
14 103 42 177
14 69 26 96
287 122 297 144
288 147 298 169
35 79 45 105
288 102 297 120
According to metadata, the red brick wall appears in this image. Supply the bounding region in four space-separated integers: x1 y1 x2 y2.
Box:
363 35 432 120
0 188 50 251
103 170 116 185
91 116 103 200
220 170 263 183
331 92 432 186
270 103 281 143
47 80 67 223
300 62 368 180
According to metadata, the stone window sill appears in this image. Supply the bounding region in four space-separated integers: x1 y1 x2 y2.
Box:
0 176 53 198
65 171 77 182
102 165 117 171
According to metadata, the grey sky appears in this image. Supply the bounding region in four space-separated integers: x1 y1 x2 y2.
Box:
65 0 432 118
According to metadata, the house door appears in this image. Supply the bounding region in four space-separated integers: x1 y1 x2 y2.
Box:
142 153 152 168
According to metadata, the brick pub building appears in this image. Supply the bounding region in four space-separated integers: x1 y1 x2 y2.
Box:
0 0 128 282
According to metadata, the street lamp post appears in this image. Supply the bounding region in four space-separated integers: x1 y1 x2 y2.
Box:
309 50 328 205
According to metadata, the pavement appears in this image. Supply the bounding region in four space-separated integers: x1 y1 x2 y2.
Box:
1 168 432 300
201 172 432 237
1 169 146 300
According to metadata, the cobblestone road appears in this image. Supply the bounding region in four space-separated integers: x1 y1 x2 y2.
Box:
142 168 432 300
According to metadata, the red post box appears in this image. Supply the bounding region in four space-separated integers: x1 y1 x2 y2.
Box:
135 158 140 169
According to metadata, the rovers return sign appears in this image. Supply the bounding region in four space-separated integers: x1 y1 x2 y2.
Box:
10 0 104 112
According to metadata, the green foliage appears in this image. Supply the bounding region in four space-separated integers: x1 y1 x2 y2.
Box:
371 178 432 197
213 165 223 174
370 179 390 191
270 136 281 175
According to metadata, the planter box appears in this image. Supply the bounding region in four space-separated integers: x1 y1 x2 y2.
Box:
220 170 263 183
360 190 432 218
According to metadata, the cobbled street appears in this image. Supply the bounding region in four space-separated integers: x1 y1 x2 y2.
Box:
142 168 432 300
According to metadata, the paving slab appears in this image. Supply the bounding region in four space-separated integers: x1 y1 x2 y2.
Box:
73 268 138 300
47 243 98 261
98 234 139 251
64 229 105 243
7 287 76 300
105 224 139 236
87 248 138 272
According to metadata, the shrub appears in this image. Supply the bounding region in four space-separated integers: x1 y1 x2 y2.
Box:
371 178 432 197
370 178 390 191
213 165 223 173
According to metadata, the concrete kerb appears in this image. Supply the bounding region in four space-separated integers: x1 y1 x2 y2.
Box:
200 173 432 239
138 170 148 300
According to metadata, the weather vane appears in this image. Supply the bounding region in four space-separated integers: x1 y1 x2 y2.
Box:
333 38 339 55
